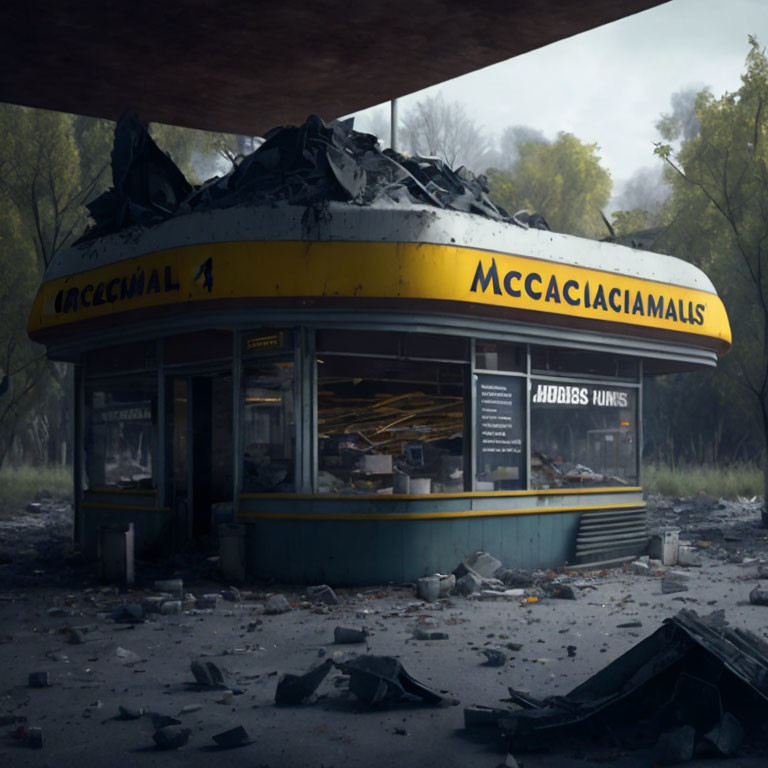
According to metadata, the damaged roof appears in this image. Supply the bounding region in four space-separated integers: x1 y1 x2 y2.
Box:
78 111 544 242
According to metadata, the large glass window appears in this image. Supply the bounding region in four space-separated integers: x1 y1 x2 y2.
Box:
317 355 465 494
530 380 637 488
242 359 295 492
85 382 156 489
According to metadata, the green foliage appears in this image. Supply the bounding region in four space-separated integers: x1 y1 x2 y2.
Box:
487 132 612 238
611 208 656 237
0 464 73 515
0 104 114 467
643 462 761 499
646 37 768 491
149 122 241 184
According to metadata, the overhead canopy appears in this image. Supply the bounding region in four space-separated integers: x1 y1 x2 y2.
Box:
1 0 667 134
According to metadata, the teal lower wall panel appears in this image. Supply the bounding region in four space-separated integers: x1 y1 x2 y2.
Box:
241 508 583 585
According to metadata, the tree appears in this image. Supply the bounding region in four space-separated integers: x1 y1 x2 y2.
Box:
655 37 768 514
0 105 114 468
0 106 110 271
487 132 612 238
399 92 491 171
150 123 253 184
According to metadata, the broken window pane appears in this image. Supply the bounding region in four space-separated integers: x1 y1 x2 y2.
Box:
242 360 295 492
85 381 156 489
317 355 466 494
530 380 637 488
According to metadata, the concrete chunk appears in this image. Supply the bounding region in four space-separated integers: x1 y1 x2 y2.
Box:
461 551 502 579
153 725 191 750
212 724 250 748
306 584 338 605
703 712 744 756
416 576 440 602
264 594 291 614
456 572 482 596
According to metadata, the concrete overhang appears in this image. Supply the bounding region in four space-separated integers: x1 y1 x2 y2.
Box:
1 0 668 134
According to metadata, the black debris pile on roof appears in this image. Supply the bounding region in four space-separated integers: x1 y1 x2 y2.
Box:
466 610 768 764
78 111 549 243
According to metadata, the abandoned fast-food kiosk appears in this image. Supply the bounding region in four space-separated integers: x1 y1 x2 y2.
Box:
27 124 731 585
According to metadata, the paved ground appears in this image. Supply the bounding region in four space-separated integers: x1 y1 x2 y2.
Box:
1 493 768 767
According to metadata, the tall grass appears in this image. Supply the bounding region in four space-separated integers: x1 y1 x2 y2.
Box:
643 462 762 499
0 464 73 514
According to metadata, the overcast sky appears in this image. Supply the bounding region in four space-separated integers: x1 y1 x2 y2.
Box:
350 0 768 191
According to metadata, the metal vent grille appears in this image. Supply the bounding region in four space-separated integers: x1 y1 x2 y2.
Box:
574 506 648 564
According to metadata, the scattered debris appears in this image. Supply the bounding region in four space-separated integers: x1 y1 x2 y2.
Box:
413 628 449 641
306 584 338 605
750 585 768 606
455 551 502 580
661 578 689 594
114 646 141 665
28 671 49 688
110 604 144 623
274 659 333 705
153 724 191 750
159 600 182 615
264 594 291 615
543 583 577 600
456 572 482 596
150 713 182 729
336 655 456 707
190 659 226 689
481 610 768 762
416 576 441 602
212 724 252 748
481 649 507 667
221 587 241 602
118 705 143 720
333 626 368 644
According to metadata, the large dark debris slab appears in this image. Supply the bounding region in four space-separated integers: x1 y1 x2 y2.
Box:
336 654 456 707
78 113 545 244
274 658 334 705
470 610 768 762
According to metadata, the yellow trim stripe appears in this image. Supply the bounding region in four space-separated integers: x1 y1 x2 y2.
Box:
239 486 642 501
81 501 170 512
237 501 646 521
86 487 158 495
29 241 730 349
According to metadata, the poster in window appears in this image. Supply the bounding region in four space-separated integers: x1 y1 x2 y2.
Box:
475 374 525 490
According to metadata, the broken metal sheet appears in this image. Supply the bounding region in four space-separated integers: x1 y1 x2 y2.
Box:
274 658 333 705
335 654 454 706
491 610 768 753
78 113 543 244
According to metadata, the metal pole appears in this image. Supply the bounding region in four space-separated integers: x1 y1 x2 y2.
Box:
390 98 398 152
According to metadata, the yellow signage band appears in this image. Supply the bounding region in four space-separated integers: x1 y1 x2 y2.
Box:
28 240 731 350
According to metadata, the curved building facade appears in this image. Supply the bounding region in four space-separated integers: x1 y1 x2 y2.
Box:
28 204 731 583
